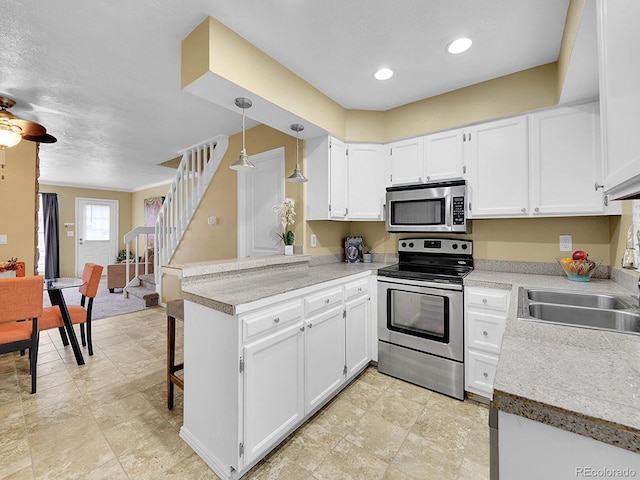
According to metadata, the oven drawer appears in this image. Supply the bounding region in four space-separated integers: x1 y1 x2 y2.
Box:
305 287 344 317
466 350 498 398
466 288 509 312
466 310 506 355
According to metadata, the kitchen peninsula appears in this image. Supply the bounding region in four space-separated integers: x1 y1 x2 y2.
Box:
168 254 385 480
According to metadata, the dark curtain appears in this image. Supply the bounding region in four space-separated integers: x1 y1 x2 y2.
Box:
41 193 60 279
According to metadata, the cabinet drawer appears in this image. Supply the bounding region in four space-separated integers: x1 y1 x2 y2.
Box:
304 288 344 317
241 301 302 342
466 288 509 312
466 350 498 398
345 279 368 301
466 310 506 355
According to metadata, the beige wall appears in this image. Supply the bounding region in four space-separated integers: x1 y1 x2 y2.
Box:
171 124 302 264
131 183 171 227
39 185 133 277
0 141 38 275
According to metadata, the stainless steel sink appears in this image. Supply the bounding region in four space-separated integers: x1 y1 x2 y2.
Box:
526 289 633 310
519 288 640 335
527 303 640 334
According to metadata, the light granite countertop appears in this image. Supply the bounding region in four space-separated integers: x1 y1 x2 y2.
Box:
465 270 640 453
180 259 388 315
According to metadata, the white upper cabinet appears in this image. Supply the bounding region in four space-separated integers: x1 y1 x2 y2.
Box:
597 0 640 200
328 138 348 219
347 144 384 220
529 102 610 215
424 129 465 182
467 116 530 217
386 137 424 186
307 136 383 221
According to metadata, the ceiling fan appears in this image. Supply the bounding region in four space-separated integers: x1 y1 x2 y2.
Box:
0 96 57 146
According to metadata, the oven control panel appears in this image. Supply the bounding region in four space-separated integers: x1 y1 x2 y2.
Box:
398 238 473 255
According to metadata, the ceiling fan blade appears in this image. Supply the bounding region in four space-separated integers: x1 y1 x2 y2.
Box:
13 118 46 136
22 133 57 144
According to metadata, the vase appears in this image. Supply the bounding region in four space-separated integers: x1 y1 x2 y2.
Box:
363 253 372 263
284 245 294 256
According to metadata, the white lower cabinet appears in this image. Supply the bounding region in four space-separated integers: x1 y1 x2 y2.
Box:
304 304 346 413
464 286 509 399
181 272 374 480
243 322 304 466
345 282 370 379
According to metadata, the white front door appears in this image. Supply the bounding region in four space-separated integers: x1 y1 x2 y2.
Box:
238 147 285 258
75 198 118 276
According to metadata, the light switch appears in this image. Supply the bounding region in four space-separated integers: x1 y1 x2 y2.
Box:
310 234 317 248
67 231 74 237
0 234 6 245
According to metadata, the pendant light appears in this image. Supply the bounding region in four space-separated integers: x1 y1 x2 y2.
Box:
230 97 256 171
287 123 308 183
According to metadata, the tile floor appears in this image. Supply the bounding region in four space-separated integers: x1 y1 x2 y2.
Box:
0 307 489 480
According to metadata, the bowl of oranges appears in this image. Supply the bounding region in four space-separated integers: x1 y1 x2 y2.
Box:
557 250 601 282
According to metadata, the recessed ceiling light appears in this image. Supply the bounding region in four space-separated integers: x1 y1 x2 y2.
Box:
447 37 472 54
374 68 394 81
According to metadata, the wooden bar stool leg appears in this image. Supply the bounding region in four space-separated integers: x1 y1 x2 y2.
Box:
167 313 176 410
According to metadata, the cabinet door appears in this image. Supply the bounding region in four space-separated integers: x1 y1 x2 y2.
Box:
530 103 605 215
329 138 348 219
387 138 424 186
598 0 640 199
347 144 384 219
345 294 370 380
305 305 346 413
243 323 304 466
424 129 465 182
468 116 529 217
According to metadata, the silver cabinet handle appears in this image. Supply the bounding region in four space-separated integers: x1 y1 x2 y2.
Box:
418 177 423 182
482 331 488 337
325 299 330 304
534 207 540 213
308 323 313 328
483 372 489 378
357 287 362 292
274 317 280 324
521 208 526 213
300 326 305 332
595 182 604 191
482 298 488 304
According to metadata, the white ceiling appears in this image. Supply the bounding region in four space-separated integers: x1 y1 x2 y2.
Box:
1 0 580 192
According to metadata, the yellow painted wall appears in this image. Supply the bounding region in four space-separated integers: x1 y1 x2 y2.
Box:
170 124 303 264
131 183 171 228
347 216 614 264
38 185 132 277
0 141 38 275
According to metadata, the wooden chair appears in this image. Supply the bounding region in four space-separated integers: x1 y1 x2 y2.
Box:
0 276 43 394
40 263 103 356
167 298 184 410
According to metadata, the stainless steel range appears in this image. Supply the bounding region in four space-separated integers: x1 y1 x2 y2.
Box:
377 238 473 400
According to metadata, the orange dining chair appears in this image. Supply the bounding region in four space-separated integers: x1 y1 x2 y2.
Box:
40 263 103 356
0 276 43 394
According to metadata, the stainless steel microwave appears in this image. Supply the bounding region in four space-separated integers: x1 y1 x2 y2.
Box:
385 180 469 233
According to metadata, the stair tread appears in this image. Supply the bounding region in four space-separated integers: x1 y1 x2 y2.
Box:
126 284 159 307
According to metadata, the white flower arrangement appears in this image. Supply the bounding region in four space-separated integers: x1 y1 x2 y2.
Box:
273 197 296 245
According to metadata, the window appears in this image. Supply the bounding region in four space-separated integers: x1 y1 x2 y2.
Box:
84 204 111 241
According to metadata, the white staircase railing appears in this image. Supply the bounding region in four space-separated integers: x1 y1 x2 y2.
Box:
123 226 155 295
154 134 229 300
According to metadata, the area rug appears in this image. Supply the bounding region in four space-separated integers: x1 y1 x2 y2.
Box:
43 278 150 320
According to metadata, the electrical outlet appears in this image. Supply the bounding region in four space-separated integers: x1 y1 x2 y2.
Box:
310 234 317 248
0 234 6 245
559 235 572 252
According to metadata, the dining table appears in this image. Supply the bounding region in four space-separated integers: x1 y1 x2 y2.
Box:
45 277 86 365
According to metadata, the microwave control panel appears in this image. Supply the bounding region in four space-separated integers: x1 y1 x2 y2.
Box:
452 196 465 225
